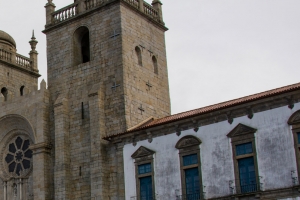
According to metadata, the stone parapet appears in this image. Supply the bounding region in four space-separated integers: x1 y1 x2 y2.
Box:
44 0 165 32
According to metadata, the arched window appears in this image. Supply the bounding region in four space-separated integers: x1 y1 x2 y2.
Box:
1 87 8 101
20 86 25 96
73 26 90 66
135 46 142 66
152 56 158 74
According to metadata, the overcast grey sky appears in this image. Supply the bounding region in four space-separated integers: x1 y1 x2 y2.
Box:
1 0 300 114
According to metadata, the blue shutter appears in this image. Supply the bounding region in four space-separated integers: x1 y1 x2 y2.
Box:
185 168 200 200
140 176 152 200
238 157 257 193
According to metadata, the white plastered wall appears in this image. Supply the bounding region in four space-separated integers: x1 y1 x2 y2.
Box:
123 102 300 199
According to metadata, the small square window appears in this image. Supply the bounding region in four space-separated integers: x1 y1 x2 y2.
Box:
236 142 253 156
183 154 198 166
138 163 151 175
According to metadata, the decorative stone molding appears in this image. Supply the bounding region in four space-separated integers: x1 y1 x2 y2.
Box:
131 146 155 159
288 110 300 125
227 123 257 138
175 135 201 149
29 142 52 155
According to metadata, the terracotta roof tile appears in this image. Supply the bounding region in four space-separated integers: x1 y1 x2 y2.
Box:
104 82 300 139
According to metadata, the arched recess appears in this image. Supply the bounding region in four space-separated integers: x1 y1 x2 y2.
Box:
0 114 36 143
135 46 142 66
152 56 158 74
73 26 90 66
0 114 35 184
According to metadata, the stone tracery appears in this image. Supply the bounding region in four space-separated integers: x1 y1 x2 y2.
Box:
5 136 32 177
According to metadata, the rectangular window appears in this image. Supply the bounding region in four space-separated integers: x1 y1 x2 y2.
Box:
138 163 152 175
183 154 198 166
297 132 300 144
236 142 253 156
238 157 257 193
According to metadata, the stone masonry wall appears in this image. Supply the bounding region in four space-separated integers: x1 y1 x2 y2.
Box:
0 61 38 101
0 81 51 199
121 3 171 129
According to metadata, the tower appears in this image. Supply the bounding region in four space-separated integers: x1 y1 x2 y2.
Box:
43 0 170 198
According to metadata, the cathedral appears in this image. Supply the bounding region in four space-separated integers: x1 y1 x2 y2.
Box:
1 0 300 199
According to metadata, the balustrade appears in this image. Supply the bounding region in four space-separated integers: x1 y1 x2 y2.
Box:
143 1 158 18
0 49 12 62
48 0 161 26
123 0 139 9
52 3 78 24
16 54 32 69
85 0 110 10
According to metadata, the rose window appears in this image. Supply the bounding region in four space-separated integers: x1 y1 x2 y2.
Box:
4 136 32 176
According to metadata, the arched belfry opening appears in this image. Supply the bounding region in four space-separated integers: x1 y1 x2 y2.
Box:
73 26 90 66
1 87 8 101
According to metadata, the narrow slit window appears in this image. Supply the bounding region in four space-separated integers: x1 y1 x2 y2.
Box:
152 56 158 74
20 86 25 96
135 46 142 66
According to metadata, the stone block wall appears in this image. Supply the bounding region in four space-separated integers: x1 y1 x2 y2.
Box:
0 62 38 101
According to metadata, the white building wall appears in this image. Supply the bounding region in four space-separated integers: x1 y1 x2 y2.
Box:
123 103 300 199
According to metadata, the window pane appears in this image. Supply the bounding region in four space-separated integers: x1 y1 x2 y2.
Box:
183 154 198 166
138 163 151 175
140 176 152 200
236 142 253 156
297 132 300 144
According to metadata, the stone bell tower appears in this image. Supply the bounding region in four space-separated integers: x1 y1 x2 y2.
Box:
44 0 170 198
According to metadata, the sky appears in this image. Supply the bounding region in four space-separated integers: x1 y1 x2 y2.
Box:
0 0 300 114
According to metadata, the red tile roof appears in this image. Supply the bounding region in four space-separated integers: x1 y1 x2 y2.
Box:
104 82 300 140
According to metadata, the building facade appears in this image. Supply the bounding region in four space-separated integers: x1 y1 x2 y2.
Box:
0 0 300 199
106 84 300 199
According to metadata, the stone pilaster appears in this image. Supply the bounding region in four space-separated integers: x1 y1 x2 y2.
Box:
29 142 52 200
115 142 125 199
53 96 71 199
88 84 109 199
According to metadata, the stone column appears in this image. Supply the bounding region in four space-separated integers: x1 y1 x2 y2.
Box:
3 181 7 200
45 0 56 26
53 96 71 199
29 142 52 200
88 84 109 199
